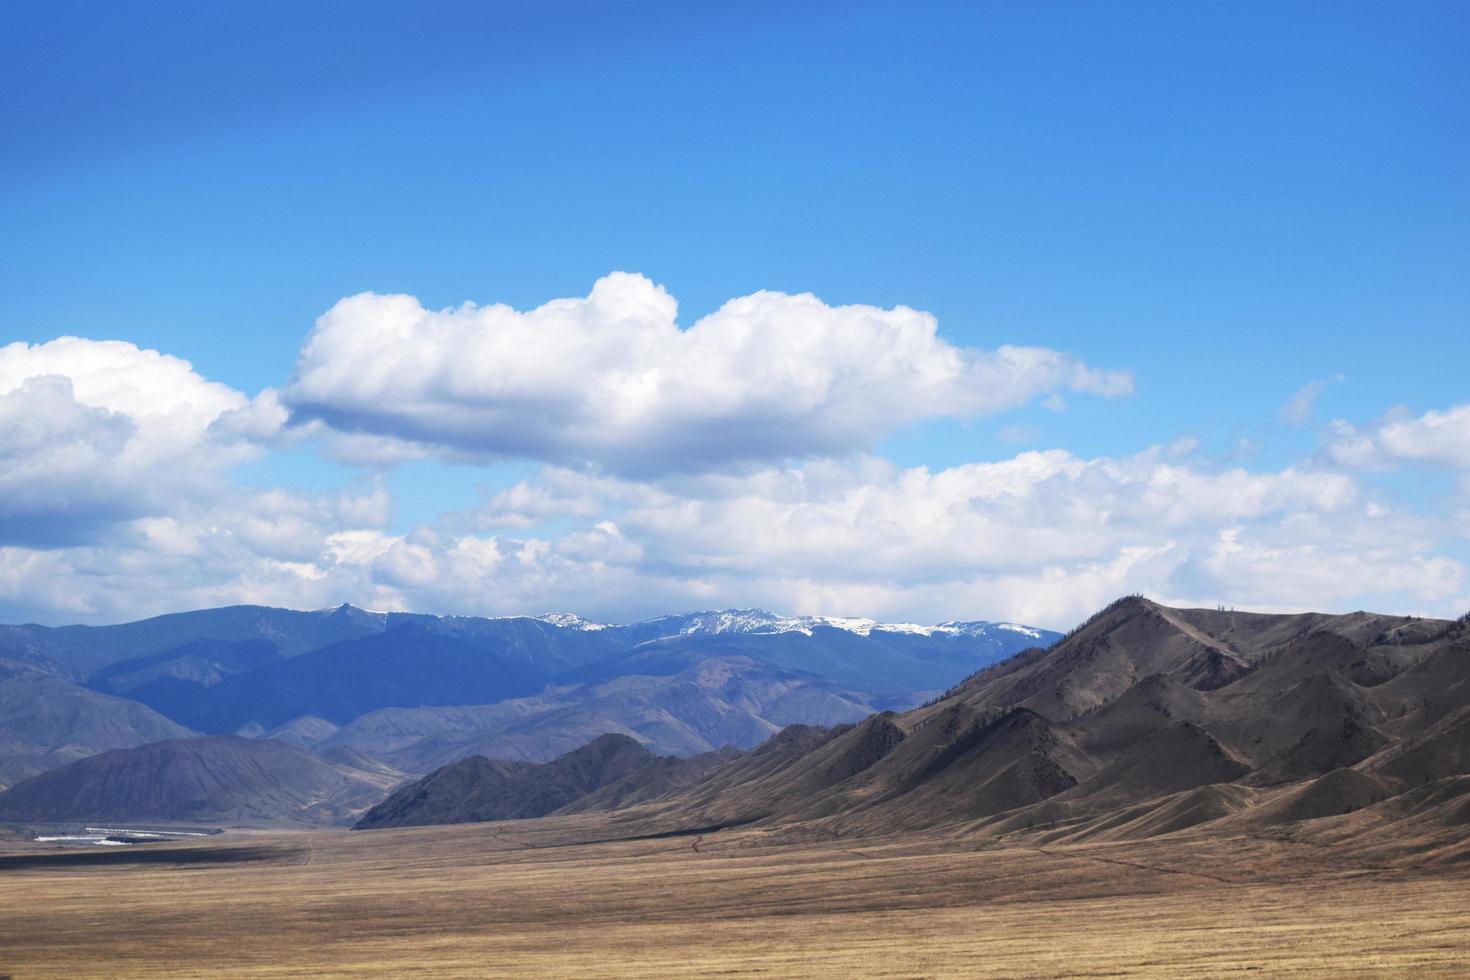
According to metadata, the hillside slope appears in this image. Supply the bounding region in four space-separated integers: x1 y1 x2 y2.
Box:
0 604 1056 795
355 733 668 828
0 736 384 826
0 604 387 680
327 655 886 773
442 598 1470 846
0 664 195 789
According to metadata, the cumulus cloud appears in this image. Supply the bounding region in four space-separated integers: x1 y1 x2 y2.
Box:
283 273 1132 474
8 432 1462 629
1375 404 1470 468
0 337 246 430
1324 403 1470 470
487 447 1414 626
0 480 395 621
0 338 277 546
5 329 1467 629
1197 522 1464 612
600 450 1361 583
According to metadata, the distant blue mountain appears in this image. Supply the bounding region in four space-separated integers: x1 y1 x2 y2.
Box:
0 604 1060 763
0 603 386 680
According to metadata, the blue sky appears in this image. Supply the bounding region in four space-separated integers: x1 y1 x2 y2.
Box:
2 2 1467 628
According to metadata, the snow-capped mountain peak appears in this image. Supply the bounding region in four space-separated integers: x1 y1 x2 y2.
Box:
636 610 1046 641
536 612 611 631
758 615 925 637
933 620 1046 640
659 609 786 635
317 603 1050 644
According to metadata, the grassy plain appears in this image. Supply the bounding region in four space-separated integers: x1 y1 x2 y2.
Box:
1 816 1468 978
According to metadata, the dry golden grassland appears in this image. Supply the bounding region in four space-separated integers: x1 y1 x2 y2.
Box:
1 816 1468 978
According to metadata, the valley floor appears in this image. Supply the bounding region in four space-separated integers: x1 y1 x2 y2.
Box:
1 816 1468 978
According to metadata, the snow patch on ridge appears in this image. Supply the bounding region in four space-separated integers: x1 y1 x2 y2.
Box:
536 612 611 631
634 609 1039 640
993 622 1046 639
315 602 1048 643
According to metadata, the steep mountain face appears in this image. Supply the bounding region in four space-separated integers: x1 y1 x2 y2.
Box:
0 664 195 789
0 736 384 826
526 599 1470 844
354 734 669 829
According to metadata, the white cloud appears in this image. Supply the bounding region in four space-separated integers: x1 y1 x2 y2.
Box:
3 331 1466 630
1196 522 1464 612
0 338 276 546
0 337 245 431
1324 403 1470 470
10 433 1458 630
470 479 601 529
543 450 1360 589
283 273 1132 474
0 481 396 622
1376 404 1470 468
1322 418 1385 469
1282 378 1331 427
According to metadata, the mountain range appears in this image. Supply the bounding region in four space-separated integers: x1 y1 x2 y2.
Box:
343 597 1470 858
0 603 1055 807
22 594 1469 848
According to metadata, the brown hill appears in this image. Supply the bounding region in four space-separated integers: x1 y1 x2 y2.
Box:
557 747 743 814
1372 640 1470 730
323 656 885 774
351 756 535 829
1248 711 1389 785
649 723 835 825
610 598 1470 843
1232 767 1389 827
1060 720 1249 808
261 715 339 749
341 598 1470 852
1360 705 1470 790
1069 672 1206 760
354 733 663 829
0 664 195 789
316 745 409 792
0 736 382 826
874 707 1086 826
